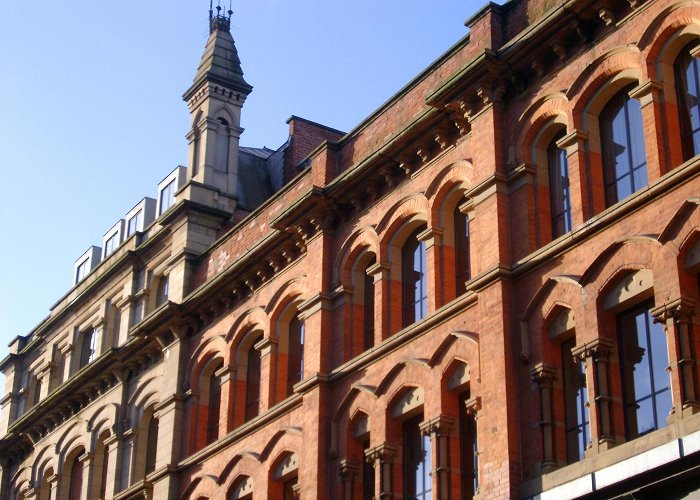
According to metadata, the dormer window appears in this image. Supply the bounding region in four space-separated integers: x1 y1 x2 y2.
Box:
159 179 176 215
156 166 186 217
127 210 142 237
75 259 89 283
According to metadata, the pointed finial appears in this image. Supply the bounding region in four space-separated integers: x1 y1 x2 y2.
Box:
209 0 232 33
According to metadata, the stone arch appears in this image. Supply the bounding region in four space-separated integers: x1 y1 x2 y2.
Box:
226 306 267 343
514 92 571 164
377 194 429 240
425 160 474 221
180 474 218 500
375 359 431 397
184 335 228 390
429 331 481 383
54 421 83 464
580 237 662 296
259 427 302 464
640 2 700 74
335 226 380 287
332 385 377 457
31 444 55 486
85 403 119 442
265 277 309 322
219 452 261 488
522 276 584 361
568 46 645 126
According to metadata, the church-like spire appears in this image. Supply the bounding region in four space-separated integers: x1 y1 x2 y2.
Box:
183 1 252 101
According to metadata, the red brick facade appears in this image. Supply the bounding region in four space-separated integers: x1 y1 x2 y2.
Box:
4 0 700 498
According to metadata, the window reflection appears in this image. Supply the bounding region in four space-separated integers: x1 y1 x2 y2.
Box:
600 86 648 206
402 227 428 327
618 303 671 439
548 131 572 237
675 43 700 160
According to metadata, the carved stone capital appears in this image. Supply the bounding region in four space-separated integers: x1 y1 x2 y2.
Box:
464 396 482 417
365 442 397 464
572 338 614 362
530 363 557 387
338 458 360 481
419 414 455 437
651 297 696 325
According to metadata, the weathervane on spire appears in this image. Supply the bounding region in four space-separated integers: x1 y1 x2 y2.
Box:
209 0 233 33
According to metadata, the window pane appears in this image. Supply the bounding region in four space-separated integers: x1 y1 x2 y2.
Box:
618 302 671 440
601 86 648 206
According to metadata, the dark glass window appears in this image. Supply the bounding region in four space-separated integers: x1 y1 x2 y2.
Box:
155 276 169 307
206 366 222 445
403 414 432 499
548 132 573 237
245 341 261 421
459 393 478 499
618 302 671 439
562 338 590 463
79 329 96 368
100 442 110 499
283 477 298 500
363 259 376 351
402 227 428 327
600 86 648 206
145 416 159 475
454 206 471 295
33 377 42 406
362 439 374 500
127 210 142 236
68 455 84 500
675 43 700 161
75 259 89 283
287 316 305 395
159 179 177 215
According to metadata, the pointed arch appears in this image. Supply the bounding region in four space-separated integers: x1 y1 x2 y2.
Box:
259 427 303 464
226 306 268 343
376 194 430 246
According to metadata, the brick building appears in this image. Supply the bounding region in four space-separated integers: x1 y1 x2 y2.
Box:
3 0 700 498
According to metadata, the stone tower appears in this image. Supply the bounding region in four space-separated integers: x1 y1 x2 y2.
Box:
180 4 253 213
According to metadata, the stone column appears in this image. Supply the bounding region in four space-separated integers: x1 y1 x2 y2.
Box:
103 435 122 500
573 338 615 451
365 443 396 500
338 459 360 500
530 363 557 472
46 474 61 500
59 345 74 384
418 227 444 310
419 415 454 500
214 364 234 435
464 397 481 497
557 130 593 225
653 298 700 417
78 452 95 500
255 337 277 415
367 262 390 343
152 330 188 500
629 80 666 179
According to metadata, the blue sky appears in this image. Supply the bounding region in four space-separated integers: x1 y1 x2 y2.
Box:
0 1 484 356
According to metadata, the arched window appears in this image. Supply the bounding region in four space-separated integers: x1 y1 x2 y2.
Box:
454 206 471 295
363 258 376 351
206 364 223 445
561 338 589 463
675 42 700 161
99 440 110 499
245 341 262 421
600 86 648 206
287 315 305 395
618 302 671 439
68 454 84 500
548 132 572 238
215 118 231 173
402 226 428 327
79 328 97 368
145 416 159 475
